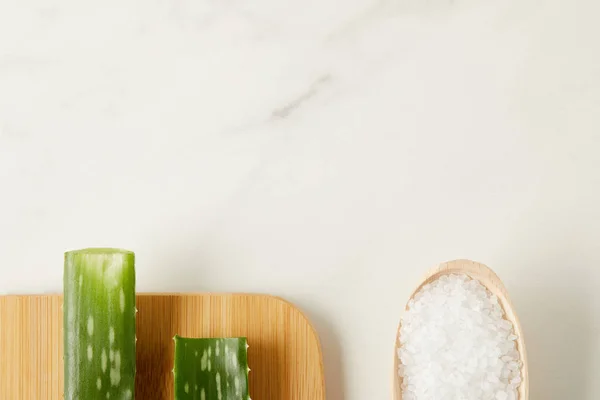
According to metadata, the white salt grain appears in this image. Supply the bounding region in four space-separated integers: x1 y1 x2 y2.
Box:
398 274 522 400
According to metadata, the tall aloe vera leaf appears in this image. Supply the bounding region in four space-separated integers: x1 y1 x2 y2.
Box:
173 335 250 400
63 248 136 400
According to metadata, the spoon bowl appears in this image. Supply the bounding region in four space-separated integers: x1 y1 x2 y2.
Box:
393 259 529 400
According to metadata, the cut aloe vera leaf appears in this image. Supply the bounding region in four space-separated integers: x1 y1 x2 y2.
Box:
173 335 250 400
63 248 136 400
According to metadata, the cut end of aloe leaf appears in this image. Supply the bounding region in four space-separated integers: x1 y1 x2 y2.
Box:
65 247 134 256
173 335 250 400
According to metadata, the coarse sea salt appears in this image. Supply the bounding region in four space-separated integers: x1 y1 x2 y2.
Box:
398 273 522 400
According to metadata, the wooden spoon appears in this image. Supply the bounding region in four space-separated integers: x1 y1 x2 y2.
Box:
393 259 529 400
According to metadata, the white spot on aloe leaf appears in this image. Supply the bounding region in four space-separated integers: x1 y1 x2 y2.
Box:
110 367 121 386
209 347 212 357
201 350 208 371
109 327 115 344
109 349 114 362
106 393 110 399
87 316 94 336
201 388 206 400
109 351 121 386
231 352 238 368
216 341 220 356
124 389 132 399
97 377 102 390
216 372 222 400
184 382 189 393
119 289 125 313
235 376 240 395
104 255 121 288
208 359 211 371
101 349 107 372
87 345 93 361
79 275 83 287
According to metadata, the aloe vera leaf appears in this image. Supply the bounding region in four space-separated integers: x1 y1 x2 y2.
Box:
173 335 250 400
63 248 136 400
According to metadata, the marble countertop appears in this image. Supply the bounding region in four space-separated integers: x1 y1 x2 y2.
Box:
1 0 599 398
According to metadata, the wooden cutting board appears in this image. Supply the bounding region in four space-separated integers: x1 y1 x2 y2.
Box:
0 293 326 400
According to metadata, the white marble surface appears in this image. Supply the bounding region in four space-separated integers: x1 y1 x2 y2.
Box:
1 0 600 398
